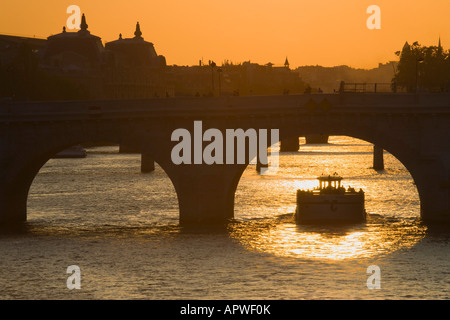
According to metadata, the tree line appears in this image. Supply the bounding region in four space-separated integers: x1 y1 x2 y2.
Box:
393 41 450 92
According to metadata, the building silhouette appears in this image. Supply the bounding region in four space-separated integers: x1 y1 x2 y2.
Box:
105 22 171 99
168 60 307 97
1 14 172 100
39 14 106 98
0 14 308 100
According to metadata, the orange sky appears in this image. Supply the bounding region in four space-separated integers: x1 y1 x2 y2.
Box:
0 0 448 69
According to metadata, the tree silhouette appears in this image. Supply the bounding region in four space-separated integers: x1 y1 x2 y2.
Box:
393 41 450 92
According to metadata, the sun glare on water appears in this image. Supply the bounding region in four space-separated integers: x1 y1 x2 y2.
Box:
230 219 426 261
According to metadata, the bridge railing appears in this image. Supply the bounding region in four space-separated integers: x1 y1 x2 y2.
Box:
339 82 402 93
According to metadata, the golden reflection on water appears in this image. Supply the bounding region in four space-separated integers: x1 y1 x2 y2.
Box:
232 136 426 261
230 218 427 261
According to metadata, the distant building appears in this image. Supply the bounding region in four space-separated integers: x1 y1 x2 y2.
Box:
0 34 48 99
0 34 46 66
104 22 172 99
38 14 107 98
168 59 307 97
1 15 310 100
1 14 173 100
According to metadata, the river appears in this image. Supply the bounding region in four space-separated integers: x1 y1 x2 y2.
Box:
0 136 448 300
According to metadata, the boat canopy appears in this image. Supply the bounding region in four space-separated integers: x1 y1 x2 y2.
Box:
317 173 343 189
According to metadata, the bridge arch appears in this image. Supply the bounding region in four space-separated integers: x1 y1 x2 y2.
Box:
0 130 181 225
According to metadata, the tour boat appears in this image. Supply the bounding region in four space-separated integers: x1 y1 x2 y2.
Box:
53 145 87 158
295 173 366 223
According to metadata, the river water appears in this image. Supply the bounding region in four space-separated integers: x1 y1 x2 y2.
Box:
0 136 448 300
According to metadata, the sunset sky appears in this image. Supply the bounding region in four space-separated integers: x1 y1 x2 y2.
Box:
0 0 448 69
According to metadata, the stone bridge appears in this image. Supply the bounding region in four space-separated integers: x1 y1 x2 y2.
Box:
0 93 449 225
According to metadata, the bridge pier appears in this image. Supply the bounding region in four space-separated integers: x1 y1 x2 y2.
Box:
305 134 329 144
373 145 384 170
280 137 299 152
170 165 243 225
0 182 28 224
411 159 450 224
119 144 139 153
141 153 155 173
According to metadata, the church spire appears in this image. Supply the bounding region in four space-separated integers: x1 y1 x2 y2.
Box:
284 56 290 69
78 13 90 34
437 35 443 56
134 22 143 39
80 14 88 30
